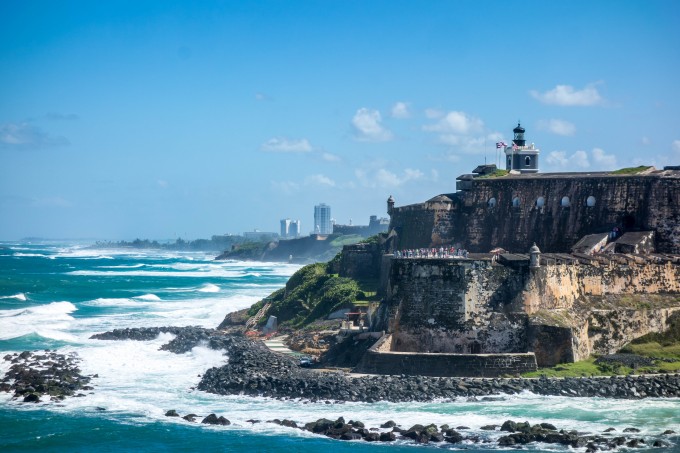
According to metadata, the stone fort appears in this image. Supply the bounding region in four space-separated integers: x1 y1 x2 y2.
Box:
347 124 680 377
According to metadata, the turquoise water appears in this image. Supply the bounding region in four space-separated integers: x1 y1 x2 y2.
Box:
1 242 679 452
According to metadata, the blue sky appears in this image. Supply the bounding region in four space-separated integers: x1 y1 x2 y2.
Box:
1 1 679 240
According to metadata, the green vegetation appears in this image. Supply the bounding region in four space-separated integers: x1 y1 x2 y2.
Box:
477 169 510 179
522 358 603 378
329 234 364 248
524 313 680 377
611 165 652 175
257 260 364 328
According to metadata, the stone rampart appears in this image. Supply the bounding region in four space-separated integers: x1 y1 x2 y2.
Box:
354 334 538 377
377 256 680 367
390 171 680 253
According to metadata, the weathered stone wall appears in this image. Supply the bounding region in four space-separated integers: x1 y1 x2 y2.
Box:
377 256 680 367
339 243 381 280
354 334 538 377
378 258 529 354
520 261 680 313
390 172 680 253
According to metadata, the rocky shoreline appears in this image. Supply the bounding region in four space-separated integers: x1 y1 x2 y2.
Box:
1 350 95 403
91 326 680 402
159 410 675 450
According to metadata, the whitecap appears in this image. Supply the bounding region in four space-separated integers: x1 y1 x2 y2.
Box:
0 301 77 341
198 284 220 293
135 294 161 301
0 293 27 301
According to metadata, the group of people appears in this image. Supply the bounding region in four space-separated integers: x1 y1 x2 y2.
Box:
393 247 469 259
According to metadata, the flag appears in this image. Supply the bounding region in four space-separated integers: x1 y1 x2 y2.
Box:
512 143 518 150
496 141 506 149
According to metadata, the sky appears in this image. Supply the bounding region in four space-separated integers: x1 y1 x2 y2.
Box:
1 1 679 241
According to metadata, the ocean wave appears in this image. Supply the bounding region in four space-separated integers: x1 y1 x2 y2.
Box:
12 252 52 258
66 270 262 278
198 284 220 293
0 301 77 341
84 298 150 308
96 264 146 269
0 293 27 301
135 294 162 301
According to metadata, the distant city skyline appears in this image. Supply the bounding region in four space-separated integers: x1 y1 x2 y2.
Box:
1 1 679 240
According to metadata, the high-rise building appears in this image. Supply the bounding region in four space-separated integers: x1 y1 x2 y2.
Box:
314 203 332 235
280 218 301 238
289 220 301 237
280 218 291 238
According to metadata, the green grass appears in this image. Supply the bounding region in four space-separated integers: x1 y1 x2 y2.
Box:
329 234 364 247
477 169 510 179
621 341 680 360
522 358 605 378
610 166 652 175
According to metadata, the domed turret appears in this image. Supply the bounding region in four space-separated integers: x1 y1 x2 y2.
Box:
529 243 541 268
387 195 395 216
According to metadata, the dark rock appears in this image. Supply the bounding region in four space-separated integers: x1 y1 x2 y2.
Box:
379 432 396 442
363 432 380 442
183 414 197 422
380 420 396 428
662 429 676 435
540 422 557 431
165 410 180 417
201 413 230 425
23 393 40 403
603 427 616 433
480 424 498 431
623 427 640 433
340 432 362 441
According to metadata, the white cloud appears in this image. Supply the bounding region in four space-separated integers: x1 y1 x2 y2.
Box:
351 108 393 142
641 136 651 146
423 111 483 134
391 102 411 119
321 152 341 163
261 137 313 153
355 167 424 188
546 150 590 168
530 83 604 106
673 140 680 154
592 147 617 169
545 147 615 170
0 122 69 150
305 174 336 187
537 119 576 136
425 108 444 119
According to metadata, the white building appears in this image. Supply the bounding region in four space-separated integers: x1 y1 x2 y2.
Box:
314 203 332 235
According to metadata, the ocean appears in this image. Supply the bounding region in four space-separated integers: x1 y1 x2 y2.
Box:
1 241 678 452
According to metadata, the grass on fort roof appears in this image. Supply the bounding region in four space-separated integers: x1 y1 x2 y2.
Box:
477 169 510 179
610 165 653 175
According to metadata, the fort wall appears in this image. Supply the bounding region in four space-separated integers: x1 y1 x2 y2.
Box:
389 172 680 253
354 334 538 377
374 256 680 367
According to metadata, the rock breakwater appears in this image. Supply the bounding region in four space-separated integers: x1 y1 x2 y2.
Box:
91 326 680 402
1 350 95 403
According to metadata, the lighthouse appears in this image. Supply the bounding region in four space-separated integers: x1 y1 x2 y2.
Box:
505 122 539 173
